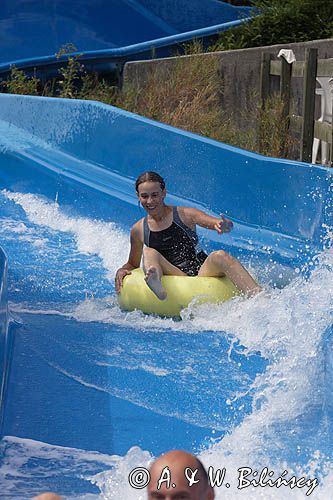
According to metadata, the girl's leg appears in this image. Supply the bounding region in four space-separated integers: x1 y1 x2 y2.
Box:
198 250 261 296
143 247 185 300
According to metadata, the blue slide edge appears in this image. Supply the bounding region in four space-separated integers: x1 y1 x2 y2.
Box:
0 247 10 435
0 93 331 257
0 0 254 73
0 19 250 74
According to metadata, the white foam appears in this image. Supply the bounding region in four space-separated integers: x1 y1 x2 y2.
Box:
3 189 129 278
0 219 29 233
2 189 333 498
89 446 152 500
84 248 333 498
0 119 52 154
9 301 73 318
0 435 121 499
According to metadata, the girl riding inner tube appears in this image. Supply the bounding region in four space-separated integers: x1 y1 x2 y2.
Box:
115 171 261 309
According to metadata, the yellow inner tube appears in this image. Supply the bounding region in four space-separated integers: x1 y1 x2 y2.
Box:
118 268 239 317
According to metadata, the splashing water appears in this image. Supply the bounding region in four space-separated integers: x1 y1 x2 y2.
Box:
3 189 129 279
86 249 333 499
1 188 332 499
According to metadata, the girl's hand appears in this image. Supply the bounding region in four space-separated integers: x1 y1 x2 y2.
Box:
215 214 233 234
115 268 132 293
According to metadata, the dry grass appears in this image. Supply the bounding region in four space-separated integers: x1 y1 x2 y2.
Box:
115 52 294 158
1 44 295 159
117 53 223 136
258 94 295 158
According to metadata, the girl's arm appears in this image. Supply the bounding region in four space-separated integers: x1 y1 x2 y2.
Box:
115 222 143 293
182 207 233 234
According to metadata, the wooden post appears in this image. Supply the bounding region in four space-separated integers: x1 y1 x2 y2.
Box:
280 56 292 156
300 48 318 162
331 87 333 167
258 52 271 151
280 57 292 121
260 52 271 110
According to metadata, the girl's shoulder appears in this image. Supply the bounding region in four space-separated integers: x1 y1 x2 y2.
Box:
176 206 196 229
131 218 145 240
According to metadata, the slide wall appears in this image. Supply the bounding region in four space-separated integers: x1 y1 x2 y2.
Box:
0 94 332 498
0 247 9 433
0 94 331 257
0 0 252 74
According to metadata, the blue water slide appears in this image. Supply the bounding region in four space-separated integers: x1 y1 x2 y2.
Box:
0 248 10 433
0 0 253 75
0 95 332 498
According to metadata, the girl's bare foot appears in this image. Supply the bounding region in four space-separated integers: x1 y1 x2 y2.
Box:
144 266 167 300
245 284 262 297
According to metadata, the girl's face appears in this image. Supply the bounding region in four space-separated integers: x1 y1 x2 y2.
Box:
137 181 166 213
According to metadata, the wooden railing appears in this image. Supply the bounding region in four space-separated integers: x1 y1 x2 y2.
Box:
260 48 333 166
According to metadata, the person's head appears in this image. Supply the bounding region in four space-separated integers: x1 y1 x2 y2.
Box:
135 171 166 212
135 171 166 193
147 450 214 500
32 494 63 500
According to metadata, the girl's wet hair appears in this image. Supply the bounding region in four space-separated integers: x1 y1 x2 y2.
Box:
135 171 166 192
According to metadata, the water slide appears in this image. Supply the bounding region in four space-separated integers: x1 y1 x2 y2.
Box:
0 93 332 499
0 0 252 76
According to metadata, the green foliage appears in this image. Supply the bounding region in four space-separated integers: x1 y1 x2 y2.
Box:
55 43 79 58
53 43 119 101
57 55 83 98
2 65 40 95
212 0 333 51
1 42 119 104
77 73 119 104
55 44 83 98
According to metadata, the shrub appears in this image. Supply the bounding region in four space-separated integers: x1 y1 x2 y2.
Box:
2 65 40 95
212 0 333 51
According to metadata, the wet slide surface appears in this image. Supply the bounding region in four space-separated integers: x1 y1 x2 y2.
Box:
0 95 332 498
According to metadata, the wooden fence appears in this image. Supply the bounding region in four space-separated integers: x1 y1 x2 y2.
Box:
260 48 333 166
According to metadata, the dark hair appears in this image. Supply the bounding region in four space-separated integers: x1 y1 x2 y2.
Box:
135 171 165 192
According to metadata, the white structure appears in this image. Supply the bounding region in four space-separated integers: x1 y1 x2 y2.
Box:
312 77 333 165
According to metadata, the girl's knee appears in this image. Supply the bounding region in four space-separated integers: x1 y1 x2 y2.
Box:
211 250 233 264
143 247 160 258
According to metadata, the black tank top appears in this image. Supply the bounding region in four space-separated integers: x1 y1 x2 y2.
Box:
143 206 207 276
